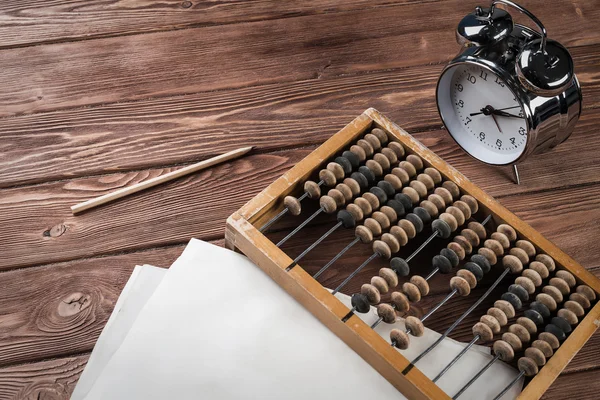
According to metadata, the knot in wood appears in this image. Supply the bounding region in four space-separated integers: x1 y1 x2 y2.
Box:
57 292 92 317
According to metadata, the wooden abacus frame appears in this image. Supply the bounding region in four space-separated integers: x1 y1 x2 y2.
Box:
225 108 600 400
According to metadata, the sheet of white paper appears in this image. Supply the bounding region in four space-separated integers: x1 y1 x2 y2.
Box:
82 239 522 400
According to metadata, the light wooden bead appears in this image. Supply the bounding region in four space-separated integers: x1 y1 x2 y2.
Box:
402 186 420 204
497 224 517 242
515 276 536 295
319 169 337 186
364 133 382 151
557 308 578 325
450 276 471 296
491 232 510 249
556 270 576 288
473 322 494 341
336 183 353 201
356 139 374 156
380 267 399 289
420 200 439 218
384 174 403 190
522 269 542 287
460 195 479 213
319 196 337 213
391 291 410 313
417 173 435 191
410 180 428 198
373 211 391 229
388 142 405 158
428 194 446 211
457 269 477 289
390 226 409 246
529 261 549 279
532 339 554 358
502 255 523 274
536 254 556 272
405 316 425 337
406 154 424 170
570 292 591 309
410 275 430 296
398 219 416 239
392 167 410 184
390 329 410 350
434 187 453 205
346 203 364 222
373 153 391 171
517 317 537 335
478 247 497 265
304 180 321 199
327 162 345 180
484 239 504 257
402 282 421 302
350 144 367 162
343 178 361 196
377 303 397 324
363 192 380 209
509 247 530 265
538 332 560 350
536 293 557 311
453 200 472 220
399 161 417 177
577 285 597 301
542 285 563 303
439 213 458 232
448 241 466 260
328 189 345 208
453 235 472 254
283 196 302 216
495 299 516 318
371 275 389 294
366 159 383 177
372 240 392 259
493 340 514 361
355 225 373 243
442 181 461 199
364 218 382 236
382 147 398 165
564 300 585 317
361 284 381 305
518 357 539 377
488 307 508 326
502 332 523 351
525 347 546 366
381 234 400 256
549 277 570 296
468 221 487 240
380 207 398 224
446 206 466 226
516 240 536 258
480 315 501 334
371 128 388 144
424 167 442 184
509 323 531 343
355 197 372 215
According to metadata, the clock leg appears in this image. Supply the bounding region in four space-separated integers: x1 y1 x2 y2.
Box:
513 164 521 185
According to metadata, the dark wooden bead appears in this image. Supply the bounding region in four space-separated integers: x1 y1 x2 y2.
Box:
441 248 459 267
413 206 431 224
342 150 360 169
390 257 410 277
470 254 491 274
336 210 356 228
394 193 413 212
351 293 371 314
386 200 405 218
433 255 453 274
524 309 544 326
432 219 452 239
334 156 352 174
545 324 566 342
501 292 522 310
406 213 423 233
351 172 368 190
508 284 529 302
551 316 572 334
358 166 376 185
464 261 484 281
377 180 395 197
529 301 551 319
369 186 387 204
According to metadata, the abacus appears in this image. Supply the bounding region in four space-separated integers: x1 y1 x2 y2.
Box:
225 108 600 399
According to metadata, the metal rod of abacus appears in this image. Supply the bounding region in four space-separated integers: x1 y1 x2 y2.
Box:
260 186 318 233
432 335 480 382
492 371 525 400
276 208 324 247
421 289 458 323
332 253 379 295
287 221 343 270
314 237 360 279
405 230 439 263
452 354 501 399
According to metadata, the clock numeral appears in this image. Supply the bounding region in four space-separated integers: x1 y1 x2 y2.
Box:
466 73 476 84
518 127 526 136
518 109 524 118
479 132 485 141
464 117 472 125
479 71 488 81
456 99 464 108
496 139 502 148
510 137 516 145
456 83 463 92
495 76 505 87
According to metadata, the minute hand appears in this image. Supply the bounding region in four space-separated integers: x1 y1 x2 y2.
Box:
491 109 522 118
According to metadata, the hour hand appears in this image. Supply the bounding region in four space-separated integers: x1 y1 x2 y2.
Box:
491 109 522 118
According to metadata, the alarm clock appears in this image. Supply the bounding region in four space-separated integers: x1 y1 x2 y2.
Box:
436 0 582 183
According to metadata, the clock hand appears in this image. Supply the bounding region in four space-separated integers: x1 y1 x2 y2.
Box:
490 109 522 118
469 105 520 117
491 114 502 133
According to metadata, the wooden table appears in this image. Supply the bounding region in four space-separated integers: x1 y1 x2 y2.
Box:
0 1 598 398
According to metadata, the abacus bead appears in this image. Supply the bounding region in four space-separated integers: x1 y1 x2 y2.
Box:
570 293 591 309
406 213 424 234
468 221 487 240
284 196 302 216
494 340 514 362
386 200 405 218
391 291 410 312
399 161 417 177
304 181 321 199
484 239 504 257
564 300 585 317
392 167 410 185
346 204 364 222
417 173 435 191
529 261 549 279
390 226 409 247
509 324 531 343
542 285 563 303
370 186 388 205
525 347 546 366
371 128 388 144
420 200 438 218
478 247 497 265
336 184 353 201
363 192 380 210
509 284 529 302
517 316 537 334
447 206 466 226
334 156 352 175
502 332 523 351
441 248 460 267
533 340 554 359
424 167 442 184
372 211 391 230
327 162 345 180
442 181 461 199
364 133 382 151
439 213 458 232
471 254 491 274
518 357 539 377
432 219 452 239
550 277 570 296
495 300 516 318
461 228 480 247
355 225 374 243
539 332 560 350
516 240 536 258
509 247 530 265
379 267 399 288
557 308 578 325
410 275 430 296
453 201 472 220
491 232 510 249
328 189 345 208
388 142 405 158
319 169 337 186
406 316 425 337
395 193 413 212
447 241 466 260
364 218 382 236
516 276 536 295
361 284 381 305
366 159 383 177
359 166 376 185
524 309 544 326
501 292 522 310
545 324 567 342
320 196 338 213
450 276 471 296
464 262 483 282
357 139 374 156
391 257 410 277
371 276 390 294
480 315 501 334
433 255 453 274
428 194 446 211
453 236 472 254
496 224 517 242
402 282 421 302
343 178 361 196
536 254 556 272
351 293 371 314
391 329 410 350
344 151 361 169
556 270 577 288
577 285 597 301
402 187 420 204
409 180 428 198
406 154 424 170
350 144 367 162
522 269 542 287
337 210 356 228
384 174 403 191
413 207 431 225
373 240 392 259
354 198 372 217
488 307 508 326
503 255 523 274
536 293 557 311
460 195 479 213
377 304 397 324
398 219 417 239
473 322 494 341
434 187 453 205
457 269 477 289
373 153 391 171
551 316 572 334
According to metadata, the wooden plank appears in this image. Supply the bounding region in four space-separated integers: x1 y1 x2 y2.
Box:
542 368 600 399
0 1 597 117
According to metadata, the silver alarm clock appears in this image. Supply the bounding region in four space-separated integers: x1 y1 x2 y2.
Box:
436 0 582 183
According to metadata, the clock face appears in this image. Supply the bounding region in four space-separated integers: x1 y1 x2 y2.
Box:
437 63 528 165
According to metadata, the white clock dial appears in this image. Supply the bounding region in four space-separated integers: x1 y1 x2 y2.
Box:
437 64 528 165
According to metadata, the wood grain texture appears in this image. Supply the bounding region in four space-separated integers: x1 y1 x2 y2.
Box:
0 0 596 117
